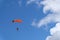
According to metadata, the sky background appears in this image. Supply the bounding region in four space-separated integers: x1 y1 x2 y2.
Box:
0 0 59 40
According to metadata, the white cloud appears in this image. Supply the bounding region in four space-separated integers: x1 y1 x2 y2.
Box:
31 21 36 26
37 13 60 27
40 0 60 40
46 32 60 40
30 0 60 40
31 0 60 40
26 0 41 6
50 23 60 35
40 0 60 13
31 19 37 27
31 0 60 28
46 23 60 40
40 0 60 26
27 0 35 5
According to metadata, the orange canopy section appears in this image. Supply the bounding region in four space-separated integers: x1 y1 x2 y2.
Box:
12 19 22 23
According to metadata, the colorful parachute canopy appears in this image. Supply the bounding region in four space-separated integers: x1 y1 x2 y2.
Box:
12 19 22 23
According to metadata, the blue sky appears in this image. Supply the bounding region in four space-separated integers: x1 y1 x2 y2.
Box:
0 0 58 40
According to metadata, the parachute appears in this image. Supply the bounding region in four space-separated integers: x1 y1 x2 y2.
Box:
12 19 22 23
12 19 22 31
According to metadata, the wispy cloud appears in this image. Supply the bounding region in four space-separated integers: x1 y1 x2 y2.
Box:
30 0 60 40
32 0 60 27
26 0 41 6
18 0 21 6
50 23 60 35
27 0 35 5
31 0 60 40
37 12 60 27
40 0 60 13
46 23 60 40
31 19 37 27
